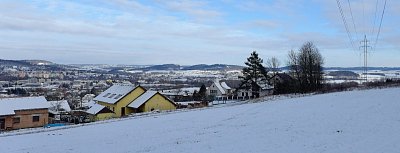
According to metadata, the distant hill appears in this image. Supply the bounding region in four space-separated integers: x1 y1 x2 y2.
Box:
136 64 244 71
141 64 181 71
0 59 73 71
280 66 400 71
182 64 243 71
323 67 400 71
0 59 32 67
22 60 53 65
327 71 359 77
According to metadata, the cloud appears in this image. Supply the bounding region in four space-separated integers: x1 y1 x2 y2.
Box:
154 0 222 21
0 0 399 66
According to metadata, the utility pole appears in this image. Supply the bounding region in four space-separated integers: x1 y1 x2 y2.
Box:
360 35 370 84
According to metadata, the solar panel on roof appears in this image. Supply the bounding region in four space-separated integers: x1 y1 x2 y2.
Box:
114 94 123 99
103 93 111 97
108 94 116 98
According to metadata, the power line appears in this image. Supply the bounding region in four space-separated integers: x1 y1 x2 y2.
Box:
371 0 379 36
362 0 366 35
336 0 356 51
347 0 359 40
373 0 387 51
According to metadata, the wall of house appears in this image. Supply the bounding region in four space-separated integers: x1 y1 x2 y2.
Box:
3 109 49 130
207 83 223 96
126 107 136 114
0 116 13 130
237 90 252 98
138 94 176 112
115 87 146 117
95 113 115 121
97 102 116 112
260 89 273 97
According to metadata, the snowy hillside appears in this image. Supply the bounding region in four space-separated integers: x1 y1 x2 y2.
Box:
1 88 400 153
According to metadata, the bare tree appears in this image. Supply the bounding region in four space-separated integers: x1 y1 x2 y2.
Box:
266 57 280 87
50 100 64 112
287 42 324 93
266 57 280 75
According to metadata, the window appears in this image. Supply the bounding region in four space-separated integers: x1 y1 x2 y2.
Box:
114 94 123 99
13 117 20 124
103 93 111 97
108 93 116 98
32 116 40 122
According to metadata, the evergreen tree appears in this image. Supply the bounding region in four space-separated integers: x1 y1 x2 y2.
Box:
239 51 271 98
198 84 207 101
192 90 198 101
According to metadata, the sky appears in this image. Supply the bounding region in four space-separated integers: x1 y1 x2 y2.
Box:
0 0 399 67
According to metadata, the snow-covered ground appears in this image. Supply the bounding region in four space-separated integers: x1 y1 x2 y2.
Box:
1 88 400 153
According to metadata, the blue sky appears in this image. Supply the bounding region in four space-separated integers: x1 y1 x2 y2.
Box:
0 0 399 66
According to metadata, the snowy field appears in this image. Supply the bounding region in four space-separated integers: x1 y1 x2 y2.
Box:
1 88 400 153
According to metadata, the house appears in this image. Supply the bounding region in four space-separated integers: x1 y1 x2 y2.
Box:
128 91 176 112
48 100 71 113
271 73 295 94
48 100 71 123
236 80 274 98
0 96 50 130
207 79 234 99
94 84 176 117
206 79 274 100
86 100 115 121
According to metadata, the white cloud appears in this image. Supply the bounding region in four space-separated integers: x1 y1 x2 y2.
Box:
0 0 399 66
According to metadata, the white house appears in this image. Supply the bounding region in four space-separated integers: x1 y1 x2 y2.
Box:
207 79 233 97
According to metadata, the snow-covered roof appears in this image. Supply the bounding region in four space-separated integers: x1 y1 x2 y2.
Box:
220 82 232 90
86 100 106 115
0 96 50 116
48 100 71 112
93 84 137 104
128 91 158 108
213 80 226 94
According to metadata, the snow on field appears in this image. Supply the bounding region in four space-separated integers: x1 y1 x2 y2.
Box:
1 88 400 153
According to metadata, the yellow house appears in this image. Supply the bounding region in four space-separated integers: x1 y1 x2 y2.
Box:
94 84 176 118
128 91 177 112
86 101 115 121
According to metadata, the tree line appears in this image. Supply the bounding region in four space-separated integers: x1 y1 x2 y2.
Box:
240 41 324 94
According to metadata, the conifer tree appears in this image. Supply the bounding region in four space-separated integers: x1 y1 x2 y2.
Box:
239 51 270 97
198 84 207 101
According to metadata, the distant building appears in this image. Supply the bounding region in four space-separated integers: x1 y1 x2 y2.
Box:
207 79 274 100
207 79 233 97
48 100 71 123
0 96 50 130
94 84 176 118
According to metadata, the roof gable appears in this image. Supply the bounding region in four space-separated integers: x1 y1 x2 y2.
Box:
213 80 226 94
128 91 176 108
128 91 158 108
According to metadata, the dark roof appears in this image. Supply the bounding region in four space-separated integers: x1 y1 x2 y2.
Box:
221 80 242 89
276 73 294 82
